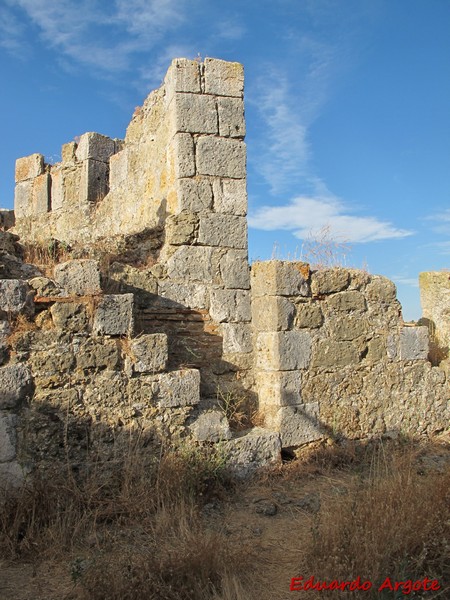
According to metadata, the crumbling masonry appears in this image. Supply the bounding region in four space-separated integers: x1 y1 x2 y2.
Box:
0 58 448 487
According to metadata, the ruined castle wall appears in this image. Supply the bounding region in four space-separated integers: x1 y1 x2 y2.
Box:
419 272 450 366
252 262 449 447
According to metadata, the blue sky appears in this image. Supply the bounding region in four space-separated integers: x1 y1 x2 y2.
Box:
1 0 449 319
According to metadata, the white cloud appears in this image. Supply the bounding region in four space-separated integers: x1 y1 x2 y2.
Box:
425 209 450 235
392 277 419 288
248 196 413 243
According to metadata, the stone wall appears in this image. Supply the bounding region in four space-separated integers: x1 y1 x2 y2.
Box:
420 271 450 367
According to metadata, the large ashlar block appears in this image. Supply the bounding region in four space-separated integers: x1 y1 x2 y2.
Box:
166 246 214 283
203 58 244 97
295 302 324 329
54 259 101 296
197 213 247 249
0 280 34 317
256 331 312 371
251 261 310 297
252 296 295 331
265 404 322 447
176 177 213 212
14 180 32 218
219 249 250 289
32 172 51 214
15 153 44 183
419 271 450 348
213 178 247 216
164 58 201 98
399 327 429 360
221 322 252 354
155 369 200 408
158 281 208 309
174 93 218 134
327 291 366 312
75 132 115 163
173 133 195 178
80 159 109 203
0 364 33 409
0 413 17 463
223 428 281 478
196 137 246 178
189 410 232 442
312 340 360 368
109 149 128 190
166 212 198 245
210 289 251 323
311 269 350 295
130 333 168 373
257 370 302 408
93 294 134 336
61 141 77 164
218 96 245 138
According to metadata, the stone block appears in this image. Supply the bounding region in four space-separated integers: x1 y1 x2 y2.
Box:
75 339 120 371
32 173 51 214
15 153 44 183
75 132 115 162
61 141 77 164
331 316 368 341
29 277 62 297
176 177 213 212
311 268 350 295
0 209 15 230
166 246 214 282
80 159 109 203
217 97 245 138
210 289 251 323
54 260 101 296
108 263 158 296
251 261 310 297
50 302 89 332
165 58 201 96
312 340 360 368
365 276 397 302
158 281 208 309
0 461 25 492
219 250 250 289
327 291 366 312
165 212 198 245
257 370 302 408
399 327 429 360
419 271 450 348
223 428 281 478
221 323 252 353
50 163 82 210
14 180 32 219
189 410 232 442
256 331 312 370
109 149 128 190
213 178 247 216
0 322 10 366
0 280 34 317
197 213 247 249
130 333 168 373
174 93 218 134
252 296 295 331
203 58 244 98
295 303 324 329
173 133 195 178
196 137 246 178
0 364 33 409
155 368 200 408
265 404 323 447
93 294 134 336
0 413 17 462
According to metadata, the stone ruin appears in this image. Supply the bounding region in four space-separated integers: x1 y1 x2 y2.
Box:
0 58 448 488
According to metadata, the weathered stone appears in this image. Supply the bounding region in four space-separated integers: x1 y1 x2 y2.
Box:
219 250 250 289
210 289 251 323
203 58 244 97
75 339 121 371
366 336 386 362
311 268 349 295
166 212 199 245
312 340 360 368
295 303 324 329
252 296 295 332
158 281 208 309
130 333 168 373
109 149 128 190
75 132 115 162
30 347 75 376
80 159 109 203
0 209 15 230
196 137 246 178
327 291 366 312
174 93 218 134
0 322 10 365
189 410 232 442
223 428 281 478
155 369 200 408
251 261 310 297
54 260 101 296
50 302 89 332
0 364 33 408
93 294 134 336
14 180 32 219
217 97 245 138
173 133 195 178
265 403 322 447
15 153 44 183
399 327 429 360
331 317 368 341
256 331 311 371
165 58 201 96
197 214 247 249
176 177 213 213
32 173 51 214
419 271 450 349
0 279 34 317
0 413 17 462
167 247 215 285
108 263 158 296
213 178 247 216
61 141 77 164
0 461 25 492
365 276 397 303
221 323 252 354
29 277 62 297
257 370 302 408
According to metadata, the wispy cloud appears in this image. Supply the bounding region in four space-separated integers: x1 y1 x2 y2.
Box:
0 5 26 56
425 209 450 234
392 276 419 288
248 196 413 243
